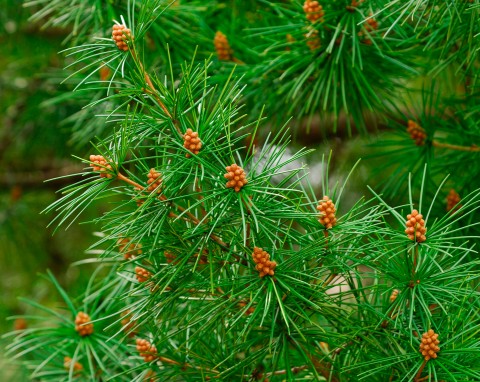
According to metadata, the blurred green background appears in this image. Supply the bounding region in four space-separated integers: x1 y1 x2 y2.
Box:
0 2 106 378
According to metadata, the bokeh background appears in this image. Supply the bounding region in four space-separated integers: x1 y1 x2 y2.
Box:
0 3 108 377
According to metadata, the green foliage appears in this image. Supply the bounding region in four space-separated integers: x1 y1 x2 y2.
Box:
3 0 480 381
245 0 417 134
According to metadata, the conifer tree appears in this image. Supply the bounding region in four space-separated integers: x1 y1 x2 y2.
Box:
4 1 480 381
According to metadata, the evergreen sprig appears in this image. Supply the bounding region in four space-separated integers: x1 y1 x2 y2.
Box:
4 1 480 381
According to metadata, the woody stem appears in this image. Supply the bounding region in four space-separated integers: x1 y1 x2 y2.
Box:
414 360 427 382
263 365 308 377
432 140 480 152
117 173 142 189
324 272 338 287
412 244 418 277
129 47 182 136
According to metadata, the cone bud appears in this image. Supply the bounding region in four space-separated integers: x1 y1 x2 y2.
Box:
135 266 152 283
89 155 113 178
224 164 248 192
146 168 162 194
14 318 27 331
112 24 132 51
121 310 138 337
75 312 93 337
419 329 440 361
317 196 337 229
214 31 233 61
118 238 142 259
183 128 202 157
136 338 158 363
446 189 461 213
405 209 426 243
407 120 427 146
252 247 277 277
358 15 379 45
389 289 399 303
238 300 255 315
303 1 325 22
64 356 83 372
305 28 321 51
347 0 364 10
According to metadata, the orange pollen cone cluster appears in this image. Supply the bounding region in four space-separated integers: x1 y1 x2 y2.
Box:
238 300 255 315
224 164 248 192
420 329 440 361
146 169 162 194
117 238 142 260
64 357 83 372
214 31 233 61
358 16 379 45
305 29 321 51
14 318 27 331
303 0 325 22
112 24 132 51
405 209 426 243
89 155 113 178
252 247 277 277
317 196 337 229
389 289 399 303
165 251 177 264
135 266 152 283
446 189 461 212
120 310 138 337
75 312 94 337
407 120 427 146
347 0 364 11
365 17 379 32
183 128 202 157
136 339 158 362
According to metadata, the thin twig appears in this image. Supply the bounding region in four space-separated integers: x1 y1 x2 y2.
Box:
129 47 183 136
323 272 338 287
414 359 427 382
232 57 245 65
117 173 142 189
432 140 480 152
412 244 419 278
263 365 308 377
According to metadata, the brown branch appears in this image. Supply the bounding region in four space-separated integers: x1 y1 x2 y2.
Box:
129 47 183 136
130 48 171 118
242 197 252 247
333 338 358 355
117 173 143 189
432 140 480 152
232 57 245 65
414 359 427 382
263 365 308 377
412 244 419 278
323 272 338 287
